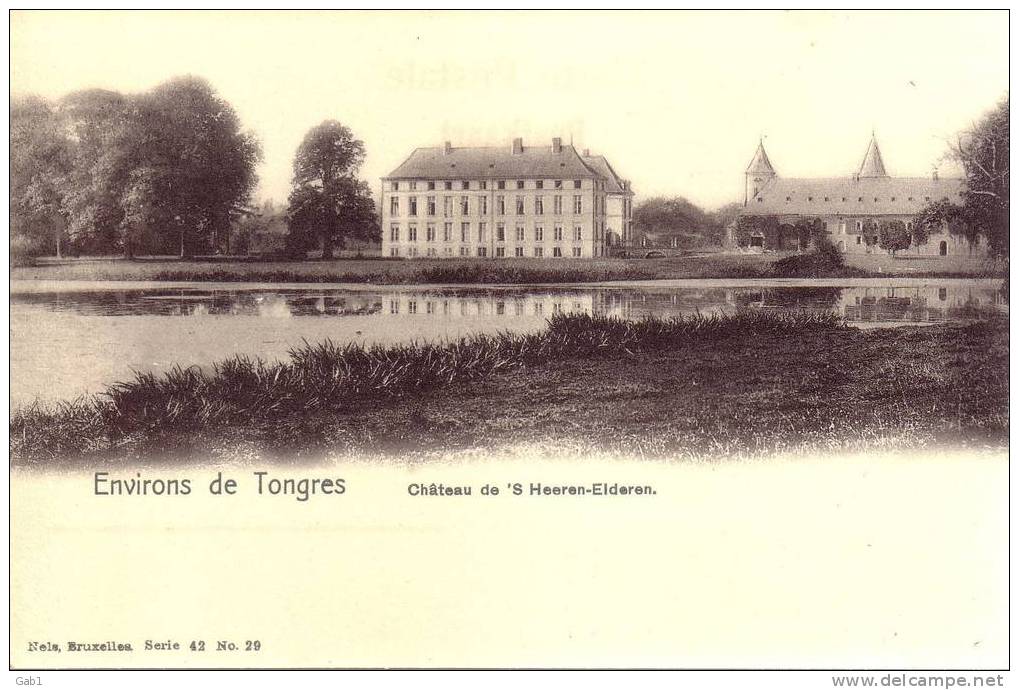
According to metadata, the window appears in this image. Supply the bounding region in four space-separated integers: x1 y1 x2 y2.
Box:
786 196 791 202
535 196 544 215
443 222 452 242
856 236 862 245
572 247 582 257
426 223 436 241
479 196 488 215
554 180 563 189
516 226 525 241
573 196 583 214
409 196 418 216
574 226 583 241
389 224 400 242
461 222 470 242
478 222 487 242
496 223 506 242
427 181 435 190
534 247 544 257
496 196 505 215
497 180 506 190
856 221 863 232
858 197 863 202
553 195 563 215
390 197 399 215
573 180 582 189
426 247 437 257
516 180 525 189
479 181 487 190
459 247 469 257
515 197 525 215
477 247 487 257
408 225 417 241
443 196 453 217
392 181 399 191
409 181 418 191
553 247 563 257
536 180 544 189
407 247 418 257
534 226 543 241
444 181 452 190
554 226 563 241
460 196 469 215
390 247 399 257
496 247 505 257
427 196 436 216
444 247 453 256
515 247 524 257
824 196 830 201
462 180 470 190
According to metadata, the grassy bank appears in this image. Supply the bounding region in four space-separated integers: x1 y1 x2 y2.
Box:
10 311 1008 465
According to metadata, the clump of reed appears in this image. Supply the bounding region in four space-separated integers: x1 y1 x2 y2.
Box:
10 310 845 463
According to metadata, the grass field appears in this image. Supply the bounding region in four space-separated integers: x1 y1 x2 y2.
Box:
10 311 1008 465
13 252 1005 285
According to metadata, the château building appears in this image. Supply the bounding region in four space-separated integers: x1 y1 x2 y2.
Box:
734 135 983 257
380 137 632 259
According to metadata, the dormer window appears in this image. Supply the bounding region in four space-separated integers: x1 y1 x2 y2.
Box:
858 197 863 202
824 196 830 201
757 197 763 203
785 196 791 202
808 196 813 202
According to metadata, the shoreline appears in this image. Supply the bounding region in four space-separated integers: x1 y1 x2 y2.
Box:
10 275 1007 294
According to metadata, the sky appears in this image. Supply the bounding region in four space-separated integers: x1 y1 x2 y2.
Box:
10 10 1010 210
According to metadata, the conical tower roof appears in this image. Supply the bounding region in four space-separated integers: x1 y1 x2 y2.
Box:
746 140 776 175
857 134 888 178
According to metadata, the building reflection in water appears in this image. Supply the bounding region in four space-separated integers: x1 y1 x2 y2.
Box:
12 283 1006 327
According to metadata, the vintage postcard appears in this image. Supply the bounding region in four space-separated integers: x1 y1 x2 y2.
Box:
7 9 1010 680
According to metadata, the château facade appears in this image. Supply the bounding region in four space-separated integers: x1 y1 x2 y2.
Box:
380 138 632 259
733 135 984 257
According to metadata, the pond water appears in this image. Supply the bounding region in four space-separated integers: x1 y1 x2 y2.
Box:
10 279 1006 406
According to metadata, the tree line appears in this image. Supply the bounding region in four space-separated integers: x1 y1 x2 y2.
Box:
10 75 380 262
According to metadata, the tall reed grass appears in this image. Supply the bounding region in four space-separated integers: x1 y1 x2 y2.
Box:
10 310 845 462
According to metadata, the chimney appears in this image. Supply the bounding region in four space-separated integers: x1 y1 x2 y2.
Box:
552 137 562 154
511 137 523 155
583 148 590 157
443 141 452 155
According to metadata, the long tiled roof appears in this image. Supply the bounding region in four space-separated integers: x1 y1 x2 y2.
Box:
747 176 965 216
582 154 630 195
385 144 601 180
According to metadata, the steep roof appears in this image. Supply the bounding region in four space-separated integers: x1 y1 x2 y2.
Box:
746 176 964 216
858 135 888 178
385 143 601 180
582 154 630 195
746 140 776 176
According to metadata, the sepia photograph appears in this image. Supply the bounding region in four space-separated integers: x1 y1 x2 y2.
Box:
7 8 1011 681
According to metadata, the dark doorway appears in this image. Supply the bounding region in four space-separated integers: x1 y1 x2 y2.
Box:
939 241 948 256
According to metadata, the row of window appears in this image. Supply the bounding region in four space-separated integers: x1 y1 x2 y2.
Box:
389 195 592 217
392 247 585 258
392 179 588 192
761 194 935 204
389 223 587 243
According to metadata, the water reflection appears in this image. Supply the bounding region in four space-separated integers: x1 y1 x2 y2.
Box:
12 283 1007 325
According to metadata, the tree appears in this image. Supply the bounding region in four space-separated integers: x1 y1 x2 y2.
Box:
120 76 262 257
286 121 379 259
633 196 720 248
879 220 911 255
58 89 131 255
10 96 73 260
947 96 1009 258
